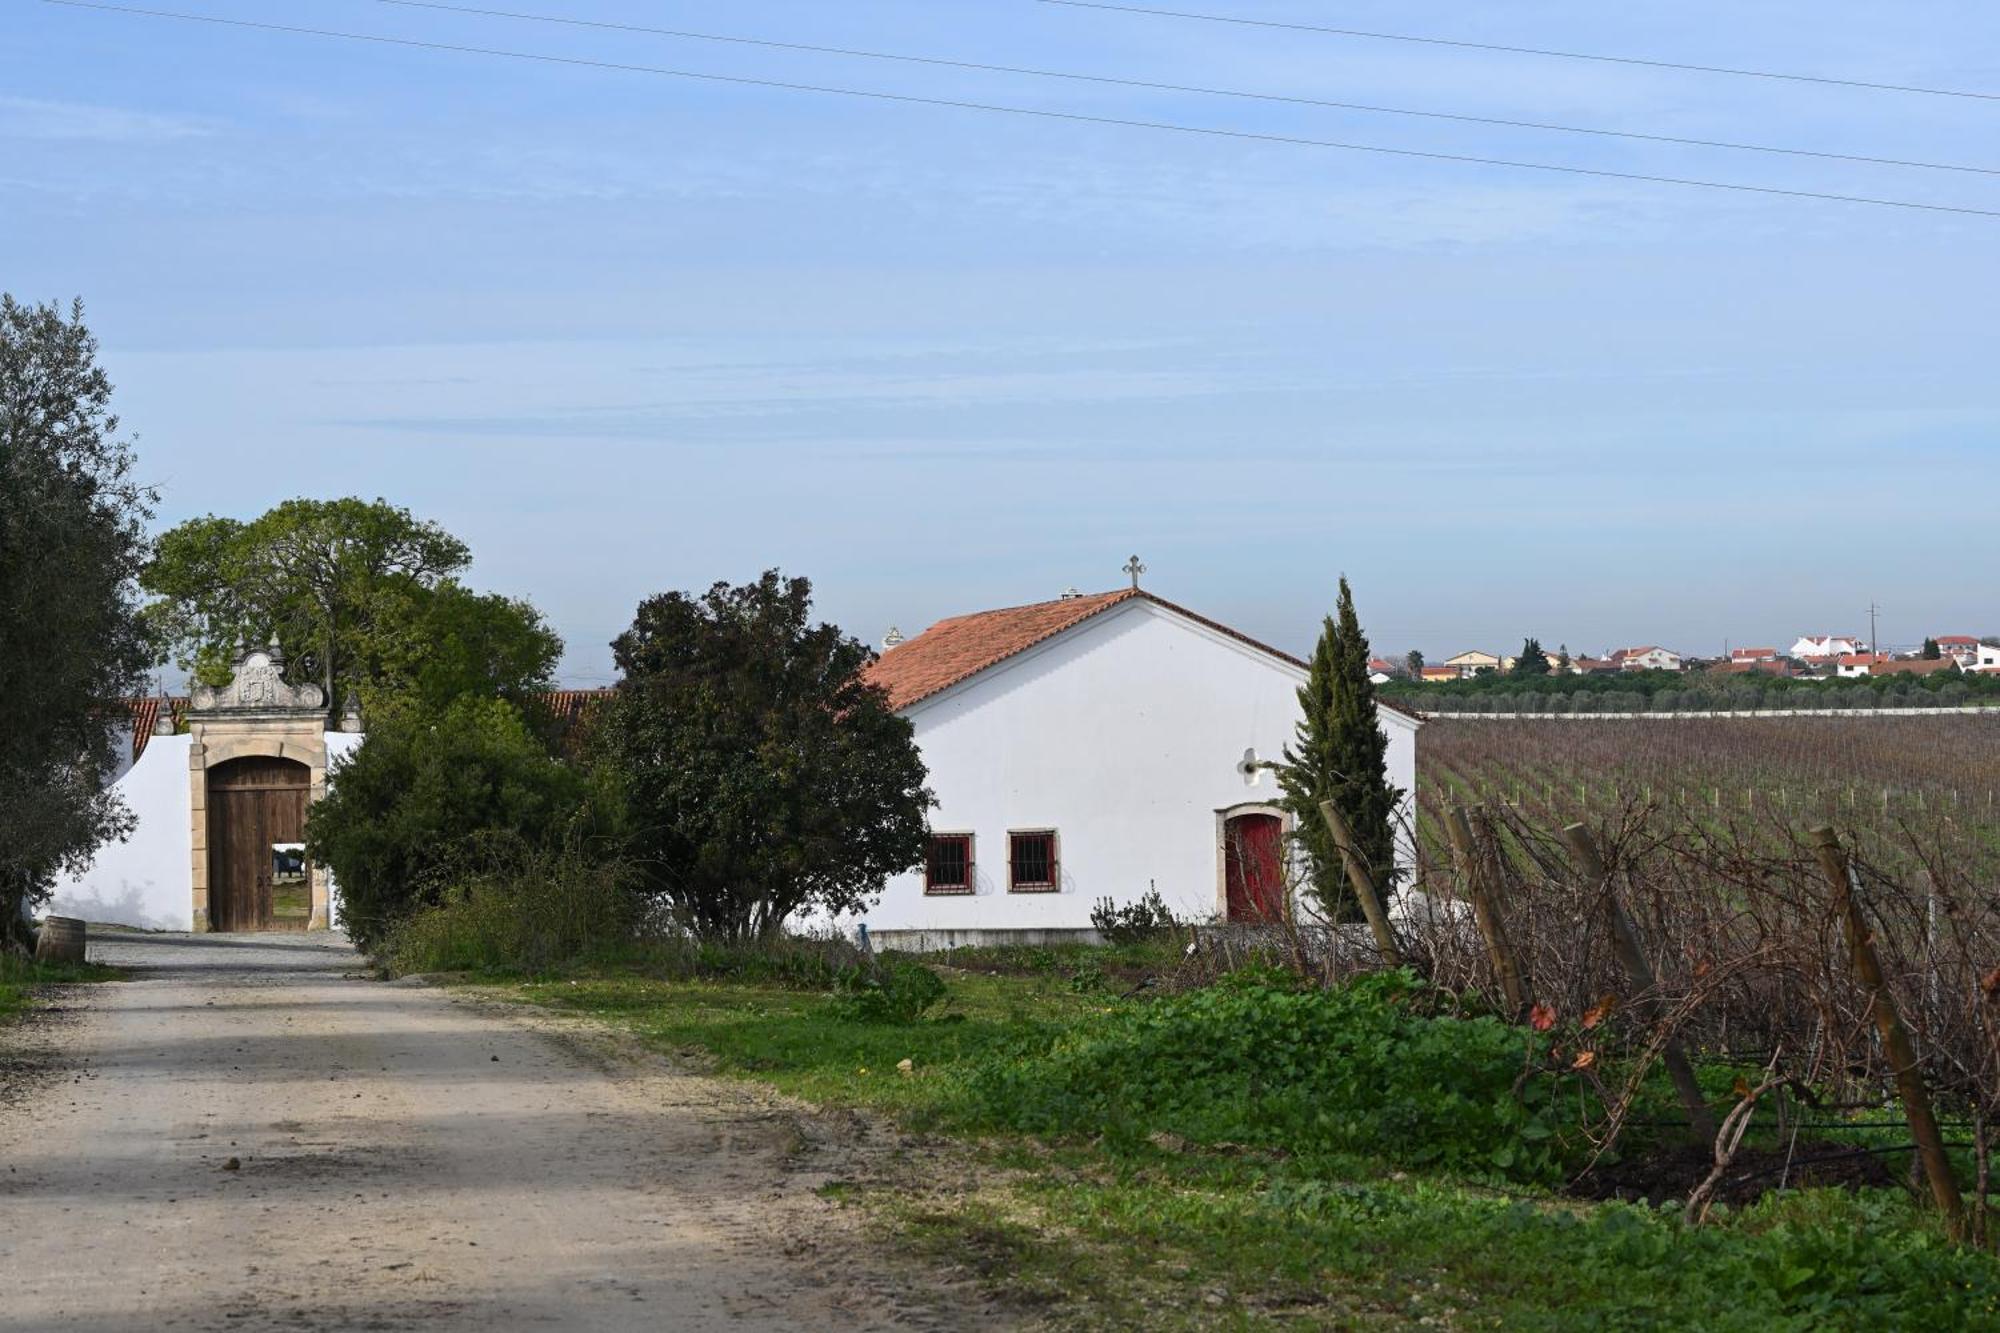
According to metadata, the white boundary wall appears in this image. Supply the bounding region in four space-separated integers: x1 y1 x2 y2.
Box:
44 730 366 932
45 736 195 930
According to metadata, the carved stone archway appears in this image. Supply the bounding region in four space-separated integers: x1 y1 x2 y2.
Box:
187 640 333 932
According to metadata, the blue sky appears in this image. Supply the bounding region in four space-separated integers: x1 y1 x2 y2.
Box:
9 1 1999 678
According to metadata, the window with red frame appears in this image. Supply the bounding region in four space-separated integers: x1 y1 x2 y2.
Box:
1008 830 1058 892
925 834 974 895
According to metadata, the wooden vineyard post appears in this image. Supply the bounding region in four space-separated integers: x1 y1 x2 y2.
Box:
1444 806 1528 1022
1808 826 1966 1239
1316 800 1402 969
1561 823 1717 1142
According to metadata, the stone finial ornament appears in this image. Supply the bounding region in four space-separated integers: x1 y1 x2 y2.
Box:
189 640 326 715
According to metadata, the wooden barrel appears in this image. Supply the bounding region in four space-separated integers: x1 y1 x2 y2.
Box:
35 916 86 965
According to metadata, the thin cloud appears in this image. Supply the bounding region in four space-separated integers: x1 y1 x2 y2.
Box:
0 96 217 143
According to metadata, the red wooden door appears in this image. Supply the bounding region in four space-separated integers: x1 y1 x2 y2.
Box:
1224 813 1286 923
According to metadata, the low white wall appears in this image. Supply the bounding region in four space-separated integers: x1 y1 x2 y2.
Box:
322 731 364 930
44 730 368 934
44 736 194 931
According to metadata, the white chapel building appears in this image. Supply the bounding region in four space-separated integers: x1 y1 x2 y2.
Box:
849 586 1422 949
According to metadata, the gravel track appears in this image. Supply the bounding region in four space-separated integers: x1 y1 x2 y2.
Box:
0 931 984 1332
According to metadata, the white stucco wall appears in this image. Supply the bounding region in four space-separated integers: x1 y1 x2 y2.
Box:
43 730 368 933
45 735 195 931
322 730 365 930
844 599 1418 941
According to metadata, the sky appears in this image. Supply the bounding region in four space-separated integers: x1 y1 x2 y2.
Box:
8 0 1999 680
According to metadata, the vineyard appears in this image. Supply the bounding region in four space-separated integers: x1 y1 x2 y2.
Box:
1324 714 2000 1248
1416 715 2000 879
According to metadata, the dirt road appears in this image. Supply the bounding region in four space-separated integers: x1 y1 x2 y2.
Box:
0 932 977 1332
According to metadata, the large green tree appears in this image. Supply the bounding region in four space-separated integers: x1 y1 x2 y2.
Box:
1279 577 1405 917
1511 637 1551 677
142 498 558 712
605 571 931 942
0 297 155 946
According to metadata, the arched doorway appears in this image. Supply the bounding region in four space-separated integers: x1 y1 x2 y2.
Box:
1223 810 1286 923
206 756 313 932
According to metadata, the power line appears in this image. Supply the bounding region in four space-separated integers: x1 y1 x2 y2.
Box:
41 2 2000 220
362 0 2000 179
1038 1 2000 104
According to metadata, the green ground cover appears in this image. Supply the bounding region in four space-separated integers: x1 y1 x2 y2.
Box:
0 953 121 1020
479 954 1999 1330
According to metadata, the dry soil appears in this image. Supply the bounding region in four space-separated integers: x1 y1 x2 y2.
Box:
0 931 989 1332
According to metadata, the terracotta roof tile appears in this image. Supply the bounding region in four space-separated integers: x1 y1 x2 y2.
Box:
861 589 1422 721
862 590 1140 710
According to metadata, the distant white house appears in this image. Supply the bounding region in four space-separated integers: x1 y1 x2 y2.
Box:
1977 643 2000 674
1730 646 1780 664
848 587 1422 949
1610 645 1683 672
1933 634 1980 666
1791 634 1863 661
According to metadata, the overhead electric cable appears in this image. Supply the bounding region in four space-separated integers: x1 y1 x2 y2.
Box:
1038 1 2000 104
359 0 2000 178
40 2 2000 220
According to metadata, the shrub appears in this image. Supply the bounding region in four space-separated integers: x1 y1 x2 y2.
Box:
1089 886 1181 945
839 959 949 1023
383 837 635 975
306 696 614 951
950 970 1572 1183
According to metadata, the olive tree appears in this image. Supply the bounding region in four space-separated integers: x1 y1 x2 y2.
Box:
0 297 155 947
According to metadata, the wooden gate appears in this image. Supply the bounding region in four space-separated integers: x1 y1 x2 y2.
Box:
206 756 312 932
1223 812 1286 923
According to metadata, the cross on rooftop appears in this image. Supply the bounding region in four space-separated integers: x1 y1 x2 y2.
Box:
1123 554 1146 589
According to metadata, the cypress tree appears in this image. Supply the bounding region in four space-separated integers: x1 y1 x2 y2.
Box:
1279 577 1405 918
1512 637 1551 677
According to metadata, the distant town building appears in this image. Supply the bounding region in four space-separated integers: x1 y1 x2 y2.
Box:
1837 655 1958 679
1441 650 1502 679
1729 646 1779 663
1609 646 1683 672
1932 634 1980 666
1791 634 1864 662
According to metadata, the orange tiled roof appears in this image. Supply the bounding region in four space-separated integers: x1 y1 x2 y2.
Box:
861 589 1422 721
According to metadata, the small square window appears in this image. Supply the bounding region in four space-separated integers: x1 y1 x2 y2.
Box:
925 834 974 895
1008 830 1058 892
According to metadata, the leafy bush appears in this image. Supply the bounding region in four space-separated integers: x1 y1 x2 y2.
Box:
840 959 949 1024
382 838 636 976
950 970 1572 1183
307 696 616 951
1088 886 1181 945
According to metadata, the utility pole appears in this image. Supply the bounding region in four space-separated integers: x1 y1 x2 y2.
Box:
1866 600 1881 656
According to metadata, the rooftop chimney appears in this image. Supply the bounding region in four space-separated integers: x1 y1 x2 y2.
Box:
882 626 905 649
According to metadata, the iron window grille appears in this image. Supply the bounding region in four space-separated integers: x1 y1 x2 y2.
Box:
925 834 974 895
1008 830 1059 892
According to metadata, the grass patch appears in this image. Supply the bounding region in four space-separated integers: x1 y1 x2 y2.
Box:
487 962 2000 1328
0 953 122 1020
